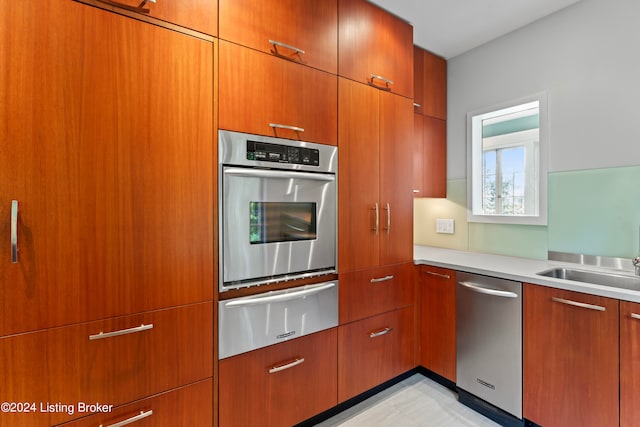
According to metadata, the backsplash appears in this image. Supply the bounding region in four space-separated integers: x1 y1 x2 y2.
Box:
414 165 640 261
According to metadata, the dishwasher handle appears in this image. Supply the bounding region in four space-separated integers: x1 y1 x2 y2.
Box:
459 281 519 298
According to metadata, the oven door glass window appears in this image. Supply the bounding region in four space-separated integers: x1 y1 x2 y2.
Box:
249 202 317 244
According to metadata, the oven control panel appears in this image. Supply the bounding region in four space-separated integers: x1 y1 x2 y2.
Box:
247 140 320 166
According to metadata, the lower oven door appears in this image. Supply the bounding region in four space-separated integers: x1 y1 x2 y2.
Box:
221 165 337 290
218 281 339 359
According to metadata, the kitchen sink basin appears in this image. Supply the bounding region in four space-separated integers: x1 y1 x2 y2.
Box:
537 267 640 291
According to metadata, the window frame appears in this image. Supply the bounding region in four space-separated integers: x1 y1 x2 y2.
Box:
466 92 548 225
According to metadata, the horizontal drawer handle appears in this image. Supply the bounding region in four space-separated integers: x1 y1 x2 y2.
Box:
413 102 421 108
370 73 393 86
101 410 153 427
424 271 451 280
225 282 336 307
632 313 640 320
269 357 305 374
369 327 393 338
89 324 154 341
459 281 518 298
551 297 605 312
94 0 154 13
269 39 305 55
370 275 394 284
269 123 305 133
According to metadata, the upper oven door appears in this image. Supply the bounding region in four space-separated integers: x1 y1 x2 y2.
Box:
221 166 337 290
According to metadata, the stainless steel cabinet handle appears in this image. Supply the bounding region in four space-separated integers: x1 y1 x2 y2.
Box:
424 271 451 280
269 357 305 374
101 410 153 427
413 102 421 108
369 74 394 89
370 275 394 284
269 123 305 133
89 324 154 340
269 39 305 55
369 327 393 338
94 0 153 12
413 189 420 194
11 200 18 263
384 203 390 233
551 297 606 312
224 167 335 182
224 282 336 307
631 313 640 320
372 203 379 234
459 281 518 298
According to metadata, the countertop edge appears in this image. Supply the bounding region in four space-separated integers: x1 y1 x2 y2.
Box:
414 245 640 303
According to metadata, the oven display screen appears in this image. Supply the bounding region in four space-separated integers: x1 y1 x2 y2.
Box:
249 202 317 244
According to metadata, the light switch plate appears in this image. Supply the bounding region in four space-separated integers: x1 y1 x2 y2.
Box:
436 218 455 234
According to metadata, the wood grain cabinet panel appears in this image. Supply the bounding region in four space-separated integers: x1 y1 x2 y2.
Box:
338 306 414 402
413 46 447 119
413 113 447 198
340 263 415 324
0 0 214 336
418 266 456 382
219 40 337 145
0 303 213 426
621 301 640 427
523 284 618 427
219 329 338 427
56 379 213 427
219 0 337 73
338 0 414 98
338 78 413 272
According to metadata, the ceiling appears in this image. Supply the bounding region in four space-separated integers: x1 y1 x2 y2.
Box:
368 0 582 59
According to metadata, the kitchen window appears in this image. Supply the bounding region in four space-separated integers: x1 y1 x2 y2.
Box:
467 93 548 225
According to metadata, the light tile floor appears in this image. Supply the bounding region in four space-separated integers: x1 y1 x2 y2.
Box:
315 374 502 427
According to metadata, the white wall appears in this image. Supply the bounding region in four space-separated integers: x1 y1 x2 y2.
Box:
447 0 640 179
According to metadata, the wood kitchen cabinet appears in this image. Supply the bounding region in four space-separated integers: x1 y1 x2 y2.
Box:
0 0 214 336
418 266 456 382
413 46 447 119
413 113 447 198
219 40 338 145
219 329 338 427
0 303 213 426
338 306 415 402
621 300 640 427
523 284 619 427
338 0 414 98
338 77 413 273
219 0 337 74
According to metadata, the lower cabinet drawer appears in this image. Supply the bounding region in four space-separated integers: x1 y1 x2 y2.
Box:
338 306 415 402
0 302 213 426
56 379 212 427
219 328 338 427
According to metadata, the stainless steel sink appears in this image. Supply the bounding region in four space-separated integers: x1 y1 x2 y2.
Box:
537 267 640 291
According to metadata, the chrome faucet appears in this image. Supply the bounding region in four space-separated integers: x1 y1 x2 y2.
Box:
635 256 640 276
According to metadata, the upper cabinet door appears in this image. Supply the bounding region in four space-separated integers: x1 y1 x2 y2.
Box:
78 0 217 35
0 0 214 336
219 0 337 74
219 40 338 145
338 0 414 98
414 47 447 119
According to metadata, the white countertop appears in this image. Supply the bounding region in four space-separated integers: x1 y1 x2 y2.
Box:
414 245 640 303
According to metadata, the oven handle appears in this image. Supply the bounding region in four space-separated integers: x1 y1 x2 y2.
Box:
224 282 336 307
224 167 335 182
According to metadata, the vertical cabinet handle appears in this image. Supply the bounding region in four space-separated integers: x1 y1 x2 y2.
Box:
100 410 153 427
11 200 18 263
372 203 379 234
551 297 606 312
268 357 305 374
384 203 390 233
369 327 393 338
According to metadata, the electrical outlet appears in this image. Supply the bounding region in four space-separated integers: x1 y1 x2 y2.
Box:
436 218 455 234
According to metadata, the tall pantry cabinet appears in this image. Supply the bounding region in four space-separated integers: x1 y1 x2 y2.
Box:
0 1 215 425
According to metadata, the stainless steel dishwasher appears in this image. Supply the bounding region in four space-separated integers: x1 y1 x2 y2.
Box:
456 272 523 427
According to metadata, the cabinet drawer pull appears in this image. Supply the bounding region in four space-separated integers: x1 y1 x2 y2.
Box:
269 39 305 55
369 73 394 91
89 324 154 340
413 102 421 108
413 189 420 193
11 200 18 263
101 410 153 427
268 357 305 374
370 275 394 284
424 271 451 280
630 313 640 320
551 297 605 312
369 327 393 338
269 123 305 133
459 281 518 298
94 0 154 13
